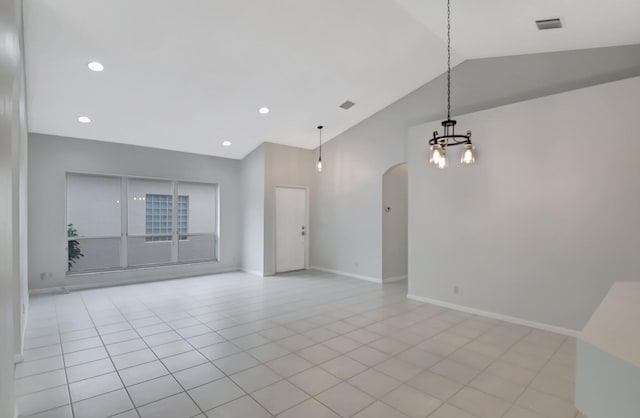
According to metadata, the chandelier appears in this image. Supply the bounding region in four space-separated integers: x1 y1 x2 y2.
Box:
429 0 476 169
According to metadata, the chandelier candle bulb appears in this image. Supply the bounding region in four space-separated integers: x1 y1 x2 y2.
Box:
437 150 449 169
429 144 445 166
460 144 476 164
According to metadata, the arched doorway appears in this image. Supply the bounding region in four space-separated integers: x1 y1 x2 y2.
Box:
382 163 408 282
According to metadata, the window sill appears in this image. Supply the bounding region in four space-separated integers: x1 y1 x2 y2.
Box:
67 259 219 276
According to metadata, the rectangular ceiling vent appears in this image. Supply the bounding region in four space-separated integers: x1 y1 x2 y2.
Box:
339 100 356 110
536 18 562 30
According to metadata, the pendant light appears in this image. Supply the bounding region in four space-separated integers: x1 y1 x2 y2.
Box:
428 0 476 168
316 125 323 172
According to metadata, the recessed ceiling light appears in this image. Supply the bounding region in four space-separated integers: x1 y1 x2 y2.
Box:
259 107 270 114
222 141 231 146
87 61 104 72
77 116 91 123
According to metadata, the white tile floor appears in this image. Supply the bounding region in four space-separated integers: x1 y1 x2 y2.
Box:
15 271 584 418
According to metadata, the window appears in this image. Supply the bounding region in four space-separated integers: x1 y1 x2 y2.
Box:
66 174 122 272
66 173 218 273
145 194 189 241
178 195 189 240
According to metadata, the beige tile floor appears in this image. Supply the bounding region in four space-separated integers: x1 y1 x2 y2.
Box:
15 271 585 418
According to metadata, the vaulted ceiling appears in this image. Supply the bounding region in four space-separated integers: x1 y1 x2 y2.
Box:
24 0 640 159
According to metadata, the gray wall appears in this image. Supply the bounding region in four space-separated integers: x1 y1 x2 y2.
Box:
408 76 640 331
29 134 242 291
240 144 265 275
310 44 640 281
0 0 27 414
264 143 314 275
382 163 408 281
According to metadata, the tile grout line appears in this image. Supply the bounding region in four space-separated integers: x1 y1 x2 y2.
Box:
77 293 142 418
257 297 453 418
507 333 571 418
109 286 251 417
23 279 467 416
55 299 75 418
14 311 69 418
339 310 509 418
430 319 534 418
18 274 576 418
99 296 202 417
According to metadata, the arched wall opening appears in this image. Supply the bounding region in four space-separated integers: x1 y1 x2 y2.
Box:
382 162 408 282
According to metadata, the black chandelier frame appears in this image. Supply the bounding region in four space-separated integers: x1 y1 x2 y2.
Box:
429 119 472 147
429 0 474 152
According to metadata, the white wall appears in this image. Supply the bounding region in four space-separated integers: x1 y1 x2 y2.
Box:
0 99 15 418
29 134 242 291
310 44 640 282
408 76 640 331
264 143 314 275
311 114 406 280
240 144 265 275
382 163 408 281
1 0 26 414
12 7 28 360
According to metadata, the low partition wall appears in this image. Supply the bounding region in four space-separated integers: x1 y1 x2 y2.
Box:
575 282 640 418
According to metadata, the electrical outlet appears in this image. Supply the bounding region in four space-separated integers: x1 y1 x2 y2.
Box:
453 285 459 294
40 272 46 280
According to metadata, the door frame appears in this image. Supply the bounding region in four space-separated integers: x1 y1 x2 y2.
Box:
274 185 309 273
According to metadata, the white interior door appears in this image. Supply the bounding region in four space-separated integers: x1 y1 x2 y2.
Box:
276 187 306 273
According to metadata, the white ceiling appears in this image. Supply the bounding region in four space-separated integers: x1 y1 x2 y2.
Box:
392 0 640 59
24 0 640 159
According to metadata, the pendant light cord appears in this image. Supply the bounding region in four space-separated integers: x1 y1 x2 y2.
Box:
317 125 323 159
447 0 451 121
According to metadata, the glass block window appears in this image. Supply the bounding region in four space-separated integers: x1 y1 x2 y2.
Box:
178 195 189 240
145 194 189 241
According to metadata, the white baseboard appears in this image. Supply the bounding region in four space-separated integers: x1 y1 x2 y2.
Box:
30 288 62 295
19 306 28 359
29 268 242 295
310 266 382 284
383 275 408 283
407 293 579 338
241 269 265 277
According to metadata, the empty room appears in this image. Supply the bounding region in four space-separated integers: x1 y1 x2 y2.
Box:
1 0 640 417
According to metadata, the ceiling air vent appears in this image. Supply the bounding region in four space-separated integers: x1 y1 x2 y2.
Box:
536 18 562 30
339 100 356 110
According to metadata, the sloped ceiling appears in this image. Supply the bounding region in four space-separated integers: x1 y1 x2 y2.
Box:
24 0 640 158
